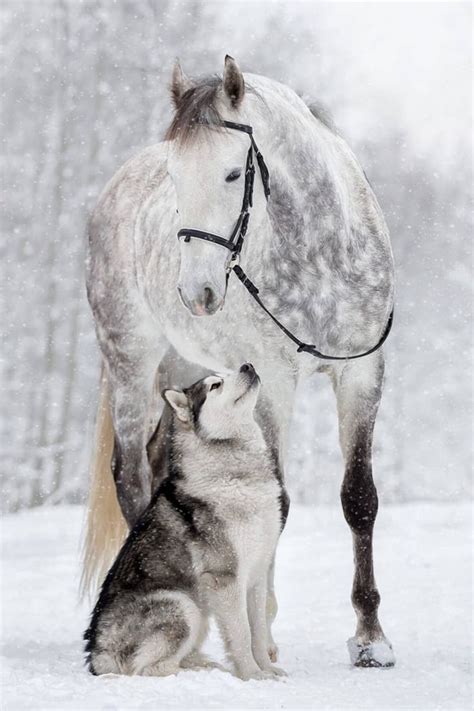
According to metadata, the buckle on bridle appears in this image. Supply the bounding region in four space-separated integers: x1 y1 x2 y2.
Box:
226 251 240 273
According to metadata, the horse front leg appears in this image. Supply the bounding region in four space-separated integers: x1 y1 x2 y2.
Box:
105 346 162 529
331 353 395 668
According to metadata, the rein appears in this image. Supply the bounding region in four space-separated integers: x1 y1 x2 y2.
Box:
177 120 393 361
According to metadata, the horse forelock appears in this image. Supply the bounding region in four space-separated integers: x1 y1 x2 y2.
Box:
165 76 226 145
164 74 265 146
164 69 336 151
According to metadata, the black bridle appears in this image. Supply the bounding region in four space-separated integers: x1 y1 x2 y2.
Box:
177 120 393 361
177 121 269 267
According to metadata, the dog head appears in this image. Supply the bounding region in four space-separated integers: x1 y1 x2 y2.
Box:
163 363 260 441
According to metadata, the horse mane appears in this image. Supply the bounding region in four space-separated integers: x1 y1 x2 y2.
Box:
165 72 338 145
165 74 266 145
306 99 338 134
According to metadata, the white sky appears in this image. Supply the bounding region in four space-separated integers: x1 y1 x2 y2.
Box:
308 1 472 164
210 1 472 167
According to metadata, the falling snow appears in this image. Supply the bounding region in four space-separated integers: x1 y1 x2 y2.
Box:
1 2 472 710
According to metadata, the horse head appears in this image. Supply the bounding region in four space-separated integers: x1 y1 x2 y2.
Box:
166 56 268 317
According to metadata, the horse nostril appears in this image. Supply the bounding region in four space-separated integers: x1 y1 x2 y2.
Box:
184 284 222 316
203 286 216 311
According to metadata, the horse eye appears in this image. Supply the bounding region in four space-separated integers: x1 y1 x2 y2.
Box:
210 381 221 391
225 169 241 183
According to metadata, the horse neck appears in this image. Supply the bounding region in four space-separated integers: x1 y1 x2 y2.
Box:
234 78 393 356
245 78 383 260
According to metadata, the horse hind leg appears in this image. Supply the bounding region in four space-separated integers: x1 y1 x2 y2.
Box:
331 353 395 668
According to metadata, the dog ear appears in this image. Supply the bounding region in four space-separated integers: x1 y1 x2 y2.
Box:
170 60 194 109
223 55 245 108
163 389 190 423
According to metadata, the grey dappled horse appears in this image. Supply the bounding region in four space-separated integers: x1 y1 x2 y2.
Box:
83 56 395 668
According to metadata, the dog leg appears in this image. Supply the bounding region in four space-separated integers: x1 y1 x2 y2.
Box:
91 592 201 677
210 583 272 681
248 575 286 676
266 558 279 662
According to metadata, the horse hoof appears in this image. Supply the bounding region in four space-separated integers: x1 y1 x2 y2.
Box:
347 637 396 668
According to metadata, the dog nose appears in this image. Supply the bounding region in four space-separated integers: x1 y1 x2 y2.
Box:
240 363 254 373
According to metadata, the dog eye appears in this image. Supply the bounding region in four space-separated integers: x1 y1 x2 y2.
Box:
209 381 221 391
225 169 241 183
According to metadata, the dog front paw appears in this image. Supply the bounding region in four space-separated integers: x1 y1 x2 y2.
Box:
267 642 279 663
238 667 282 681
266 664 287 677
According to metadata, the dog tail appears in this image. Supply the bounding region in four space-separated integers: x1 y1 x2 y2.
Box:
80 364 128 601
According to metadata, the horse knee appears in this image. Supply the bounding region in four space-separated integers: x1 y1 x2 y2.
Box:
112 438 151 527
352 584 380 616
341 470 378 534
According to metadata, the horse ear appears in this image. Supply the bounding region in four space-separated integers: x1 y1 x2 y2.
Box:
170 60 193 109
223 55 245 108
162 389 190 423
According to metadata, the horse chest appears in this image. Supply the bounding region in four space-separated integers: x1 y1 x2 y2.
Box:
160 287 286 373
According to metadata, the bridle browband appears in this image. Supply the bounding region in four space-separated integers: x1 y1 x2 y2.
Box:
177 120 394 361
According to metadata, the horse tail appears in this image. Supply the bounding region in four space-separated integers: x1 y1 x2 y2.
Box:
80 364 128 601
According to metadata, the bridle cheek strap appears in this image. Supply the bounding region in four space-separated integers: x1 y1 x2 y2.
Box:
176 120 394 362
177 121 264 264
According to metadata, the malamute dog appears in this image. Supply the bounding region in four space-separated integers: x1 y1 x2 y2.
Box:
84 364 289 680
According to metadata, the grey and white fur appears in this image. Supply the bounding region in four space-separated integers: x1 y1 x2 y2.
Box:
84 365 289 680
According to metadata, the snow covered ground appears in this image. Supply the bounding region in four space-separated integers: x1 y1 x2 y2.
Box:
1 502 471 710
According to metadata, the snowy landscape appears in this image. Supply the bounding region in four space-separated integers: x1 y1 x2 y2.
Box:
2 503 471 710
1 1 472 710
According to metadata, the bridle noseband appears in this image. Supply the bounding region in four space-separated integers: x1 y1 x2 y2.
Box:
177 120 393 361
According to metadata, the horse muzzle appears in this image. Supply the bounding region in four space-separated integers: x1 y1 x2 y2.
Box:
177 282 224 316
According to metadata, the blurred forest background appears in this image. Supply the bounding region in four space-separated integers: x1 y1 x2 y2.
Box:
1 1 472 512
